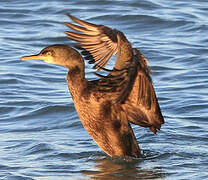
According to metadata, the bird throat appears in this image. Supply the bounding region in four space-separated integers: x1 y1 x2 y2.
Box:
67 65 85 88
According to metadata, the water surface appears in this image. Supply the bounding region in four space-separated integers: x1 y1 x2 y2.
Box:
0 0 208 179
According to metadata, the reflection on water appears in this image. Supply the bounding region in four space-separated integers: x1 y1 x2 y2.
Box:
0 0 208 179
82 156 164 180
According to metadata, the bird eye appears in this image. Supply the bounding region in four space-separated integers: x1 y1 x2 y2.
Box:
41 50 51 56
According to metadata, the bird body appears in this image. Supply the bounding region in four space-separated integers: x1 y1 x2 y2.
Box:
67 64 141 157
21 14 164 158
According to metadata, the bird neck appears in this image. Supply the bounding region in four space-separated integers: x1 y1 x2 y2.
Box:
67 64 85 81
67 65 87 96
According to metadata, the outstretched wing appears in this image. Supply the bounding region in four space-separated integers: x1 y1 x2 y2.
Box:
64 14 119 70
91 49 164 134
122 49 164 134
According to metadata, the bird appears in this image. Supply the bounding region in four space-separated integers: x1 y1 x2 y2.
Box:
21 14 164 158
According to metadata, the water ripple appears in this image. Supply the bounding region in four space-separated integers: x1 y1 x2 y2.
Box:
0 0 208 179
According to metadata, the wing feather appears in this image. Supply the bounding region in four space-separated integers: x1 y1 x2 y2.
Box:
122 49 164 134
93 49 164 134
64 14 118 70
66 13 98 31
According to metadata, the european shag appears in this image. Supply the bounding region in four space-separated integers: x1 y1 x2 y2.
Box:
21 14 164 158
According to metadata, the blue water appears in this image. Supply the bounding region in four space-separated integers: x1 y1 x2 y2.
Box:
1 0 208 179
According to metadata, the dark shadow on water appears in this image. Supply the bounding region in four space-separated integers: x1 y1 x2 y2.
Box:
81 151 165 180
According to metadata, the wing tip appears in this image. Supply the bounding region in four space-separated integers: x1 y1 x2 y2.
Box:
65 12 98 30
149 116 165 134
66 13 73 20
63 22 70 26
64 30 70 36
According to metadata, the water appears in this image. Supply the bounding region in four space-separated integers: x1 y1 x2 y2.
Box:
0 0 208 179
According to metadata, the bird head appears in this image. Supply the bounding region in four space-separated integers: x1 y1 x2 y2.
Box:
21 44 84 71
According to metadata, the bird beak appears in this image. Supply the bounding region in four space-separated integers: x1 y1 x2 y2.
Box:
21 54 54 63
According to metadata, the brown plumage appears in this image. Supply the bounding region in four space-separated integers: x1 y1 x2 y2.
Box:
21 14 164 158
